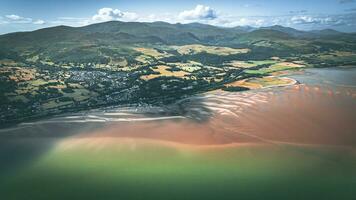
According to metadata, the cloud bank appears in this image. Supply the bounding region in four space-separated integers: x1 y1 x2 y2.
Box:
2 14 45 25
92 7 138 22
1 4 356 34
178 5 217 20
84 5 355 31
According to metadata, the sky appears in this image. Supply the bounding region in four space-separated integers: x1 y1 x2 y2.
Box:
1 0 356 34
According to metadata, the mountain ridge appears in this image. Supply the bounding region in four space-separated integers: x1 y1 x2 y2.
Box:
1 20 354 37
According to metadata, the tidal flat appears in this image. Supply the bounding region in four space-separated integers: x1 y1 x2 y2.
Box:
0 67 355 200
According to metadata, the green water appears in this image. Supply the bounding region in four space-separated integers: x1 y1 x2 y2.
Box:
1 138 355 200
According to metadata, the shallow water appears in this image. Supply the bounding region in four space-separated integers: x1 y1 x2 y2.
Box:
0 67 355 200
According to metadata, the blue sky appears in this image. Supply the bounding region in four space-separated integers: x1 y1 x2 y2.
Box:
1 0 356 34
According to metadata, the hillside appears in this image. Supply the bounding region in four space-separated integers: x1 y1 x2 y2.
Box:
0 21 356 126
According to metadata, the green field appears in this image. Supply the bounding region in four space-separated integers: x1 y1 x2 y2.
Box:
244 62 305 75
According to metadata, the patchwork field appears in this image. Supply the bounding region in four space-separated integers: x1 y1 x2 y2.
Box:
175 44 250 56
245 62 305 75
227 76 297 89
134 47 173 64
225 60 278 68
140 65 190 80
1 38 355 125
166 61 202 72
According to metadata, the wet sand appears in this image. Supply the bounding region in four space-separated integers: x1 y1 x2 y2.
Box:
61 82 355 146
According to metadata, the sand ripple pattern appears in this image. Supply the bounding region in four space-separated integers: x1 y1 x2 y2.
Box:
174 91 269 121
5 91 270 130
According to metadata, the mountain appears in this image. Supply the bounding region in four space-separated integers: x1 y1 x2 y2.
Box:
0 21 351 46
310 29 342 36
260 25 313 38
232 26 257 33
0 21 355 62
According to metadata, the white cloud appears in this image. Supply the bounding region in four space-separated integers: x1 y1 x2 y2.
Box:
33 19 45 25
5 14 32 23
49 8 141 27
290 15 347 26
5 14 23 20
178 5 217 20
291 16 317 24
92 7 138 22
3 14 45 25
